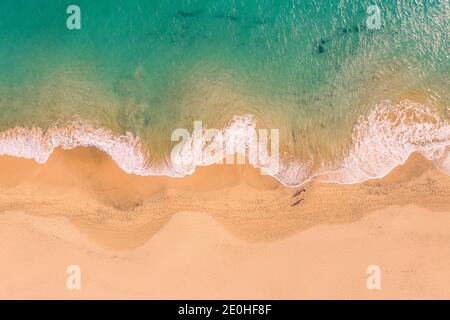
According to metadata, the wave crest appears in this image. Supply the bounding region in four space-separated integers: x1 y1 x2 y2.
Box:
321 100 450 184
0 121 152 175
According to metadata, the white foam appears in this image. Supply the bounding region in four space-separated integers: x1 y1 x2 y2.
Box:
320 100 450 184
169 114 282 176
0 100 448 186
0 121 154 175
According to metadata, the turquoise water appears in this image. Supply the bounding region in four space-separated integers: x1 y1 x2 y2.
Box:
0 0 449 184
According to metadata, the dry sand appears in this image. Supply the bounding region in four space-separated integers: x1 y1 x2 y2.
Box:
0 148 449 299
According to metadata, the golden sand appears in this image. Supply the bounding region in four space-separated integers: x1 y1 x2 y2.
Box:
0 148 449 298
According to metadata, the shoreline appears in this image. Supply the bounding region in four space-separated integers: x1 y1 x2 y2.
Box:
1 99 448 187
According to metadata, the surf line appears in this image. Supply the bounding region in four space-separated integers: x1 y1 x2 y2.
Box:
170 119 280 176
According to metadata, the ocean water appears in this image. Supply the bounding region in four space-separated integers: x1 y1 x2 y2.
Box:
0 0 448 185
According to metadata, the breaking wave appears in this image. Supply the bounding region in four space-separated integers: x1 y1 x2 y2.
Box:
0 100 448 186
320 100 450 184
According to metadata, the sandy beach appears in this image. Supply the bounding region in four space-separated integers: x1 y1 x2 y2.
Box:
0 148 449 299
0 0 449 302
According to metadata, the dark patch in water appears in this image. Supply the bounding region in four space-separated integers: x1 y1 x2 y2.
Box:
338 23 368 37
313 37 330 55
143 114 151 126
351 24 367 33
314 22 369 56
213 13 239 22
177 9 204 18
320 38 328 44
315 42 326 54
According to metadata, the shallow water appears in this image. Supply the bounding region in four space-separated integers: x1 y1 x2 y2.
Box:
0 0 448 185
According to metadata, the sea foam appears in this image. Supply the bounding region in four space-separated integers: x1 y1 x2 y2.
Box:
321 100 450 184
0 122 154 175
0 100 448 186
